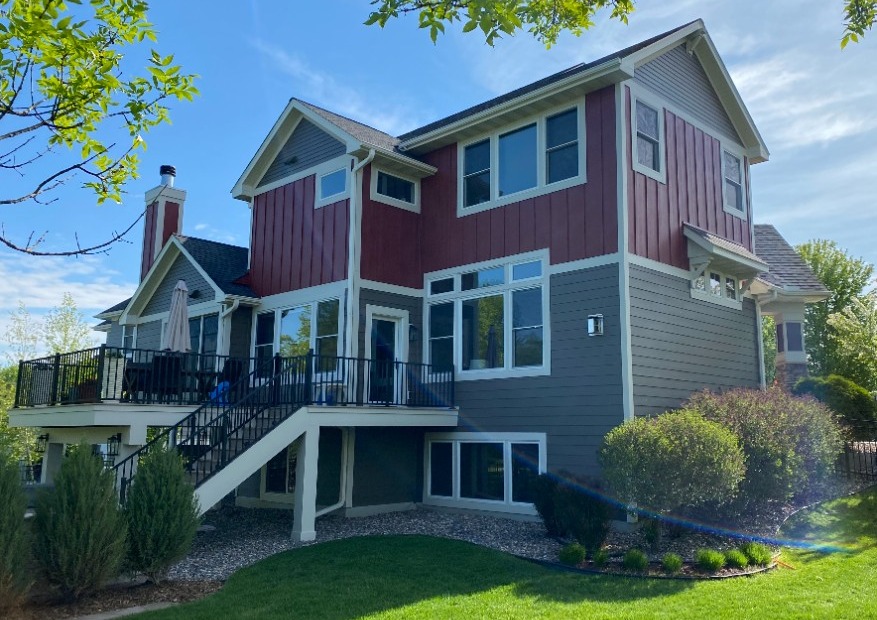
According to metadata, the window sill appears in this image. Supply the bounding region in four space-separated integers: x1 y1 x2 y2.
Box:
690 288 742 310
456 365 550 381
632 161 666 184
722 204 748 221
457 175 584 218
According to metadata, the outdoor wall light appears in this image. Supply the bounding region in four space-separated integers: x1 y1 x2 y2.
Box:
188 289 201 299
409 324 420 342
36 433 49 453
587 314 604 337
106 433 122 457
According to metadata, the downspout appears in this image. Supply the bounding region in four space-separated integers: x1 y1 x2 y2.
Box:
344 148 376 359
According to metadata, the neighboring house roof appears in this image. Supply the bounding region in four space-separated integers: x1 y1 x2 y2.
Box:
753 225 829 294
96 297 133 318
178 236 257 298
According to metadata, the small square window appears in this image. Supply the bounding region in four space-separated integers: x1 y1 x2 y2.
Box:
320 168 346 200
588 314 604 337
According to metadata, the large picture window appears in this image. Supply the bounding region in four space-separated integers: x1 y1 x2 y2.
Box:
459 106 584 213
254 299 341 373
425 434 544 511
426 255 548 378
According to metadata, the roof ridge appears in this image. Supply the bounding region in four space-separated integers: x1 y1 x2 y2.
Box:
179 235 247 252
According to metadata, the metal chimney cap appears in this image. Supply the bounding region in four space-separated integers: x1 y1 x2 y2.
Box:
159 165 177 177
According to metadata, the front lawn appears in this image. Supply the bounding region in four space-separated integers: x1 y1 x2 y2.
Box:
140 488 877 619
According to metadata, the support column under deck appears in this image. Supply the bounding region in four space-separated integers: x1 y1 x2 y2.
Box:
293 426 320 542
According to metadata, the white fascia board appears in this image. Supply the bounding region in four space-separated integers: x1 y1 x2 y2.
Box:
350 144 437 178
622 20 705 66
753 278 830 304
231 100 362 201
174 242 228 301
120 239 182 323
398 58 634 152
94 309 123 321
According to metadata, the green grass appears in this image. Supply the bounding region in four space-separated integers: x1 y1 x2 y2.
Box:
141 488 877 619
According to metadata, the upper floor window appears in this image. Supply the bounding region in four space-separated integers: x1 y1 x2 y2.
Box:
371 168 420 212
722 150 746 217
459 105 584 215
319 168 346 202
632 97 666 183
426 254 549 379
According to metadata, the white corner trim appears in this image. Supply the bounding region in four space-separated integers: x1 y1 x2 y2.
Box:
617 82 635 423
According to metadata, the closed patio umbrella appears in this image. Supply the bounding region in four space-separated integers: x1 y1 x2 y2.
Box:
162 280 191 352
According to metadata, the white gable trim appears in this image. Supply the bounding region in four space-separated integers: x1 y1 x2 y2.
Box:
232 100 362 201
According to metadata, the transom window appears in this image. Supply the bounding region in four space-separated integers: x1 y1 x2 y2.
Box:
459 106 583 213
632 97 666 183
722 150 745 215
426 434 544 510
376 171 415 204
426 256 548 378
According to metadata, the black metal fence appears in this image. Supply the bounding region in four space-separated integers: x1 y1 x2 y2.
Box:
838 422 877 480
14 346 258 407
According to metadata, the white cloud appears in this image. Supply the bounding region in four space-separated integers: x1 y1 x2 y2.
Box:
250 38 424 136
192 223 240 245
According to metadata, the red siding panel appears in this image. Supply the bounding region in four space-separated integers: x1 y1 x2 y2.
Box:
162 202 180 246
249 174 348 297
140 202 157 280
625 86 751 270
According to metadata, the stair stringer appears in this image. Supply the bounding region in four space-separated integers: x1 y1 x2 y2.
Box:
194 406 311 515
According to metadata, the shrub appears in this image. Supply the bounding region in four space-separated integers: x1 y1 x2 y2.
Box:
622 549 649 571
34 443 127 600
558 542 586 566
553 474 612 558
641 518 662 550
592 549 609 568
0 455 30 609
533 474 562 536
123 446 200 583
687 387 843 504
600 411 745 515
724 549 749 569
794 375 877 431
739 542 773 566
662 552 683 574
695 549 726 572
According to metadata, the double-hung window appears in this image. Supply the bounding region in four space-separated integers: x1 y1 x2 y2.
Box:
460 105 583 213
632 98 666 182
121 325 136 350
426 255 548 378
722 150 746 216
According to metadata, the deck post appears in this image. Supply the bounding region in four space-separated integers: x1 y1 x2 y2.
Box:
292 426 320 542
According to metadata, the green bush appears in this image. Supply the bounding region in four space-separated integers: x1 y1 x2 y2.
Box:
687 387 843 504
533 474 562 537
0 455 30 609
599 410 745 515
641 518 662 550
739 542 773 566
34 443 127 600
622 549 649 572
553 474 612 558
724 549 749 569
695 549 726 572
558 542 586 566
661 552 683 574
123 446 200 583
592 549 609 568
794 375 877 430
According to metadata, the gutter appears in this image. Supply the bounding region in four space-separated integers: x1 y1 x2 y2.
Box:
345 149 376 359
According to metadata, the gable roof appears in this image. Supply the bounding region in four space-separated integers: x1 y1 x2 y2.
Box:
96 297 133 318
753 225 829 294
296 99 399 152
178 236 256 298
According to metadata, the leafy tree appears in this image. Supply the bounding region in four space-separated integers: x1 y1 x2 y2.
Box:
4 301 40 364
0 365 36 461
762 314 777 386
796 240 874 378
0 0 197 255
43 292 92 354
366 1 876 48
827 292 877 391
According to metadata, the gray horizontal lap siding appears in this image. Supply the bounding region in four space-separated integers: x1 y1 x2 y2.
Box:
105 321 123 348
258 119 346 188
635 45 741 142
142 254 214 317
352 427 423 506
358 289 423 364
135 320 162 351
454 264 624 477
629 264 759 417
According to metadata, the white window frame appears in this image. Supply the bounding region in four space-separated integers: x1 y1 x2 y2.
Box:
456 103 586 217
121 324 137 349
369 167 420 213
188 313 219 356
690 267 743 310
720 143 748 220
423 432 547 514
250 297 343 361
423 250 550 380
631 91 667 184
314 157 351 209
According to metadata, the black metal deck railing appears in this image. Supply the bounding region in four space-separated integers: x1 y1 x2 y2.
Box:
14 346 259 407
114 352 455 500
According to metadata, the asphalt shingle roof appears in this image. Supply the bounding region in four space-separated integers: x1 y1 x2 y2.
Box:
296 99 400 151
179 236 258 298
97 297 132 316
684 223 766 266
754 225 828 293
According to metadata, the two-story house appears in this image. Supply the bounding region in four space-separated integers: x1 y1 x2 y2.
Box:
11 20 828 542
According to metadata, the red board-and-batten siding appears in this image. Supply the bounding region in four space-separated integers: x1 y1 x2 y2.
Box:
249 174 349 297
360 86 619 289
140 200 180 280
625 87 752 270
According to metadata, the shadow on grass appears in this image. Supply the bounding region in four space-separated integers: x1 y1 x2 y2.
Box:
140 535 694 620
780 486 877 551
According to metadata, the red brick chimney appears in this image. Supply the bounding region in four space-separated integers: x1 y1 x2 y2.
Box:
140 165 186 280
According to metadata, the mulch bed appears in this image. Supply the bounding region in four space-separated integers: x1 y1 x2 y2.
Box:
6 579 222 620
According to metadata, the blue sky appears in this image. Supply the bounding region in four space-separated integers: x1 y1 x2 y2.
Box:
2 0 875 350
